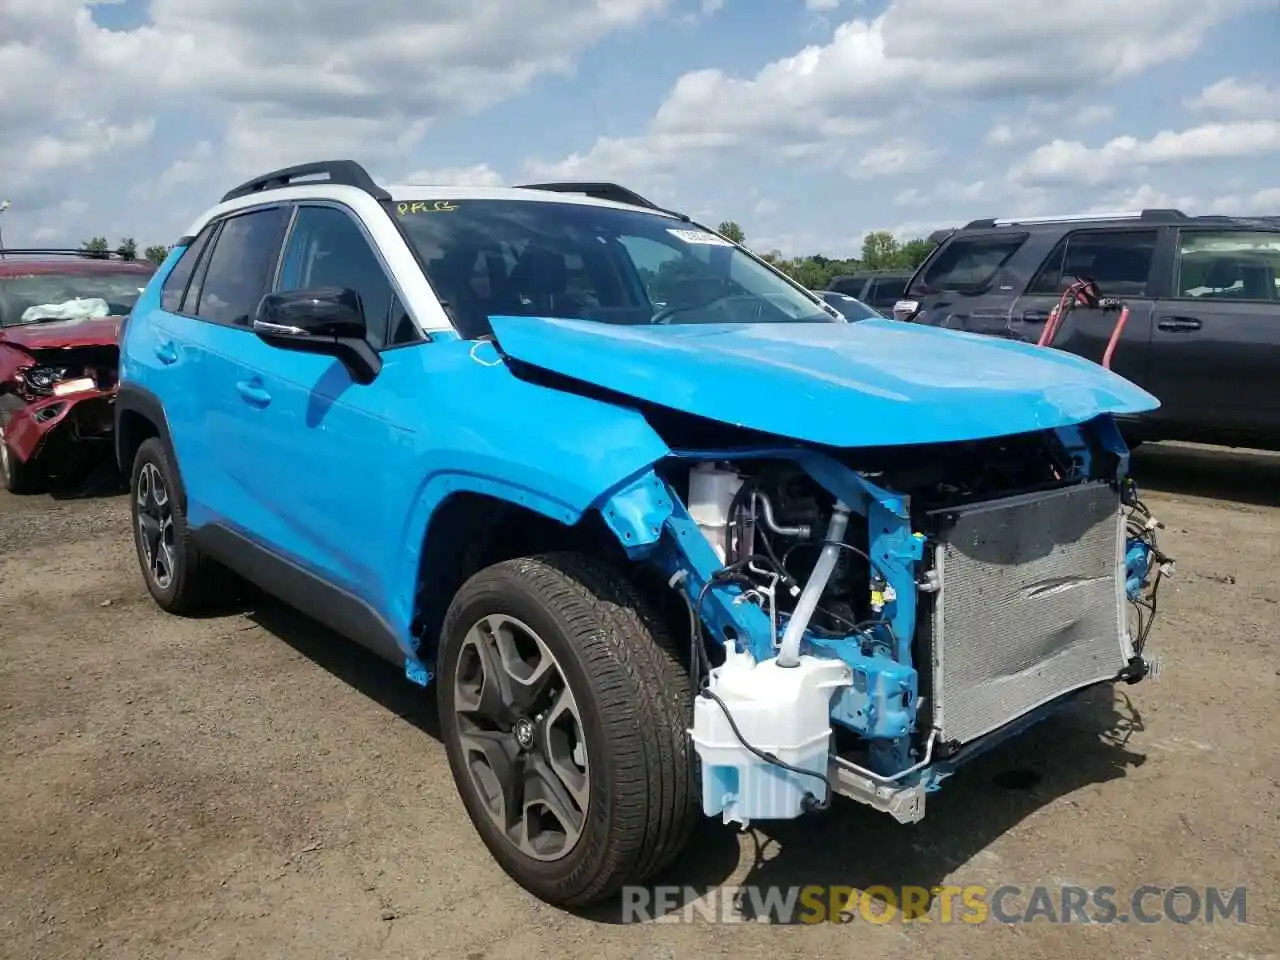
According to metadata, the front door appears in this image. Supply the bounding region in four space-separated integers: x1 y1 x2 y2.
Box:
231 201 412 607
1009 227 1161 390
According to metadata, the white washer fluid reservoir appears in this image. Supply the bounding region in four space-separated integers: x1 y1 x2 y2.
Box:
690 648 851 826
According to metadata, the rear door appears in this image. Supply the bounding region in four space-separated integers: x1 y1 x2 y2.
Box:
1146 227 1280 441
174 204 293 530
1009 227 1161 389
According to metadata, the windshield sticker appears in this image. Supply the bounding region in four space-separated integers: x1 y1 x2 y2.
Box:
667 228 732 246
397 200 459 215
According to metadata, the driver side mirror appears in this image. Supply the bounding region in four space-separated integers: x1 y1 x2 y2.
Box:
252 286 382 384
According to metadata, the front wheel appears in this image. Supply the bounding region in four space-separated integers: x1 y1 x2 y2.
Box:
0 403 42 495
437 553 697 907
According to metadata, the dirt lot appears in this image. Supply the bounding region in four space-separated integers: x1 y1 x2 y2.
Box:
1 443 1276 960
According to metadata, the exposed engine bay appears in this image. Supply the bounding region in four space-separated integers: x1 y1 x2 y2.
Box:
660 425 1171 829
671 428 1096 638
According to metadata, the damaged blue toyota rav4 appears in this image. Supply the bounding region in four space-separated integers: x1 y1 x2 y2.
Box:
116 160 1172 908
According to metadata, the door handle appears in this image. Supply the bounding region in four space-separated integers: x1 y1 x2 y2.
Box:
154 340 178 365
235 380 272 407
1157 316 1202 332
1021 310 1050 322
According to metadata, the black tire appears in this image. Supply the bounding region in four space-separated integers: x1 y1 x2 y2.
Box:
129 437 231 614
0 401 43 495
437 552 697 907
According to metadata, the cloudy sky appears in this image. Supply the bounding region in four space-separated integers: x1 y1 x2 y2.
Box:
1 0 1277 257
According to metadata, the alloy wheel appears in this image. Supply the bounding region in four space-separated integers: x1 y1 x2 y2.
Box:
136 461 176 590
452 613 591 862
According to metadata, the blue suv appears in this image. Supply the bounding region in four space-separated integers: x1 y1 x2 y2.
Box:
116 160 1170 908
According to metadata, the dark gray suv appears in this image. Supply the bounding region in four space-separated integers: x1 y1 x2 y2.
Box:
896 209 1280 451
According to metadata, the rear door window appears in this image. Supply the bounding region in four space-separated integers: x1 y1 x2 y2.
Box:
911 234 1027 294
1173 230 1280 301
1027 229 1159 297
190 206 290 328
160 226 215 314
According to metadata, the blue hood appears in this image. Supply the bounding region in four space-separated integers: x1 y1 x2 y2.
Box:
488 315 1160 448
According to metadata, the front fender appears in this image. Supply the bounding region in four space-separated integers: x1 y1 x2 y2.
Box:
386 339 674 632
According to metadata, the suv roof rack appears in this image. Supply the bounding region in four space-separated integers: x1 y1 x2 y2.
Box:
517 181 659 209
0 247 142 261
220 159 391 204
515 181 691 221
963 208 1193 229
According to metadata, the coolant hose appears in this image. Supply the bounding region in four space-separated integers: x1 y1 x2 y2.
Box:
776 500 851 667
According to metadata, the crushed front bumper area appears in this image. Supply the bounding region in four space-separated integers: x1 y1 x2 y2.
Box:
829 480 1165 826
2 389 117 464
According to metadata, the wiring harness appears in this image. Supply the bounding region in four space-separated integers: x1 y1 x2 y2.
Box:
1124 492 1174 663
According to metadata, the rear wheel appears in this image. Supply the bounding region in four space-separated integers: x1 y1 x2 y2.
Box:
129 437 233 614
437 552 696 907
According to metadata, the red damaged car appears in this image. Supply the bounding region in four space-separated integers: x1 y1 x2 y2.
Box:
0 251 157 493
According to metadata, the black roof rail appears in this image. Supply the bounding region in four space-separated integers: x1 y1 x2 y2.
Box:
515 181 691 221
220 159 390 203
517 181 660 209
963 208 1195 230
0 247 142 261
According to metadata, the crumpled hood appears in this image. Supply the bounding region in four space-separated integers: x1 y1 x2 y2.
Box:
488 315 1160 447
0 315 124 351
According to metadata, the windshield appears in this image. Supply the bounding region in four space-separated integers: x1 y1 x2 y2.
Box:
818 291 880 320
0 269 153 327
389 198 837 337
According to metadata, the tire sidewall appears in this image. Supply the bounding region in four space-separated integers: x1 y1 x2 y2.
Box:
437 570 624 901
129 438 185 607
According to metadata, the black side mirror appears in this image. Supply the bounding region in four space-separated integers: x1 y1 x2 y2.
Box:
253 286 381 384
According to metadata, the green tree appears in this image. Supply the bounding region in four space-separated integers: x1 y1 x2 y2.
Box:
144 245 169 266
81 236 110 259
860 230 899 270
116 237 138 261
897 238 934 269
717 221 745 244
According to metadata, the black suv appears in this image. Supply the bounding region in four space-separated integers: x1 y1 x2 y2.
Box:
896 210 1280 451
826 270 914 314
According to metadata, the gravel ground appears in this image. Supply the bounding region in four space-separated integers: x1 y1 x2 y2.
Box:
1 443 1276 960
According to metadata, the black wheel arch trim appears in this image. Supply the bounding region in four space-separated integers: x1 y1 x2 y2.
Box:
115 383 187 506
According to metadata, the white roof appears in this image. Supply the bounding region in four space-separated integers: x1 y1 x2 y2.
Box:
183 182 678 237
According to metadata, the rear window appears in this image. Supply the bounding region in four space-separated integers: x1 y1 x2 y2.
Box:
911 233 1027 295
827 276 869 296
865 275 908 306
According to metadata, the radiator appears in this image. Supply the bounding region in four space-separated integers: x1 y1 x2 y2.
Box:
925 481 1128 746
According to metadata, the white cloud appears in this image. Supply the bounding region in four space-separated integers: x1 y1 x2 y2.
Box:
1206 185 1280 214
806 0 842 9
1185 77 1279 119
401 164 505 186
529 0 1268 180
987 120 1040 145
1011 120 1280 186
1 0 673 205
851 139 936 178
